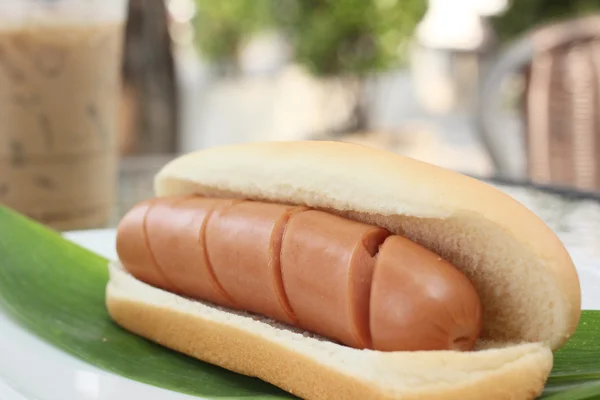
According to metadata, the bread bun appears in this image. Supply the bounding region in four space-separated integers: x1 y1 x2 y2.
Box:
106 140 581 399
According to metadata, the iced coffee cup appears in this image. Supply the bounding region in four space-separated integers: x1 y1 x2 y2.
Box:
0 0 128 230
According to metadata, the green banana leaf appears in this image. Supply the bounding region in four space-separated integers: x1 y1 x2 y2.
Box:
0 205 598 399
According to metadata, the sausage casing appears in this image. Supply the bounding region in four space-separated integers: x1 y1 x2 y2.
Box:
116 196 483 352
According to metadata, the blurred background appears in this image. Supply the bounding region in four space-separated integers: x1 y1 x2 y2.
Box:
3 0 600 231
122 0 600 190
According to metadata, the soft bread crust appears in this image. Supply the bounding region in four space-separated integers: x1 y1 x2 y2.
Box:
106 140 580 399
153 140 580 350
107 261 554 400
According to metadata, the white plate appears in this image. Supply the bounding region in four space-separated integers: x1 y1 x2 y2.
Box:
0 229 599 400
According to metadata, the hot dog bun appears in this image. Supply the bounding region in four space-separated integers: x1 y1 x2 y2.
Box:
106 140 581 400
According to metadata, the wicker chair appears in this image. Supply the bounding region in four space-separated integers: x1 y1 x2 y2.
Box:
477 15 600 192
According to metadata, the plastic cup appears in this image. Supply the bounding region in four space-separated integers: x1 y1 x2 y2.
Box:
0 0 129 230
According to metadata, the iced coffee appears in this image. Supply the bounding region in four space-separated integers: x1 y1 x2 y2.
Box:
0 1 127 230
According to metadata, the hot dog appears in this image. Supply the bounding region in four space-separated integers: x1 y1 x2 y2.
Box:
116 196 482 352
106 140 581 400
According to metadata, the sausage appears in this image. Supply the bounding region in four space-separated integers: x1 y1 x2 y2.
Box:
280 210 390 349
116 197 180 293
116 196 483 352
206 201 306 325
369 236 482 351
144 196 241 306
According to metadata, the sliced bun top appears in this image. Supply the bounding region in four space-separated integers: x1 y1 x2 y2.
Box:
154 140 581 350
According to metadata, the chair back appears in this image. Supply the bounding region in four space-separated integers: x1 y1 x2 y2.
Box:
477 15 600 192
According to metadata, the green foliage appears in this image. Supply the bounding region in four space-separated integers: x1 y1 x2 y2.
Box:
191 0 600 75
492 0 600 42
192 0 427 77
193 0 276 67
272 0 427 77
